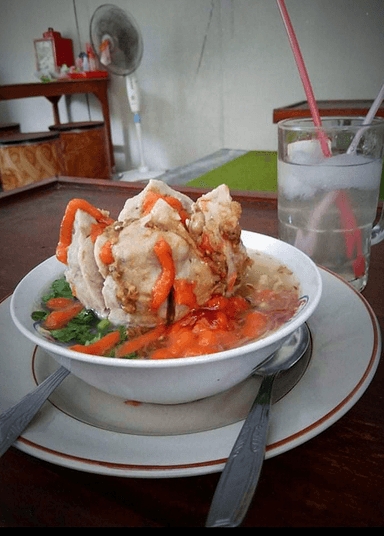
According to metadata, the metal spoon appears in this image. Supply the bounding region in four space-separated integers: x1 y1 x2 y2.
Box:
205 323 310 528
0 365 70 457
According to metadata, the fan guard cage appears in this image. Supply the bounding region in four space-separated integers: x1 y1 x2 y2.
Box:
90 4 143 76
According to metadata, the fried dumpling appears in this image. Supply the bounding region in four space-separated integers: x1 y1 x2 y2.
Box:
65 210 108 316
188 184 250 294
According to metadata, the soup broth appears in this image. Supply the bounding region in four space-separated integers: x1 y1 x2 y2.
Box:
32 249 302 359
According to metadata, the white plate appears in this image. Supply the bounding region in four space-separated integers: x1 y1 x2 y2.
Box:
0 268 381 478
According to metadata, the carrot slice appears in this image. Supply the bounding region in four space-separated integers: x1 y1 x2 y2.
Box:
168 328 196 354
142 191 163 214
199 232 215 254
99 240 114 265
152 328 196 359
142 191 189 224
70 330 121 356
44 303 84 330
90 221 110 243
224 295 250 318
150 348 173 360
46 297 75 310
115 325 166 358
173 279 197 309
241 311 268 339
197 328 218 348
56 198 114 264
151 237 175 311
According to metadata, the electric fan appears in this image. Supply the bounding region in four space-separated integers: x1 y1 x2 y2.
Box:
90 4 163 181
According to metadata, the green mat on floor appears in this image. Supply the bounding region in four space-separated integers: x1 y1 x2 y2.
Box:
187 151 277 192
186 150 384 200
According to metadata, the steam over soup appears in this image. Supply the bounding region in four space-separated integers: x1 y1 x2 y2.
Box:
33 181 302 359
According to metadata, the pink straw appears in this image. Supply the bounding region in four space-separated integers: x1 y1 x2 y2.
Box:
276 0 331 158
276 0 365 279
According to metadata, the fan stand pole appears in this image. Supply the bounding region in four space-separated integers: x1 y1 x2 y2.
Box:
119 75 164 182
134 114 149 173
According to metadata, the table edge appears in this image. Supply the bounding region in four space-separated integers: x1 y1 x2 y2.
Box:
0 176 278 207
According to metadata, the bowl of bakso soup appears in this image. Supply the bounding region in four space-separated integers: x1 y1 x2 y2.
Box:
11 181 322 404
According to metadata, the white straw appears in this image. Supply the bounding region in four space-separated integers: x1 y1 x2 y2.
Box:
347 81 384 154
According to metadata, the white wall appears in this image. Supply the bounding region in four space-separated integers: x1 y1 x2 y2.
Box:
1 0 383 174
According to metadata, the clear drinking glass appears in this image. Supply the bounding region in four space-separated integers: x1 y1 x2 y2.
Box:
277 116 384 291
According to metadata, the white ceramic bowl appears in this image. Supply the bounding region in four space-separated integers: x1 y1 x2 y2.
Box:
10 231 322 404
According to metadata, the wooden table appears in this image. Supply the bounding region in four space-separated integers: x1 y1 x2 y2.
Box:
273 99 384 123
0 177 383 527
0 79 114 169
